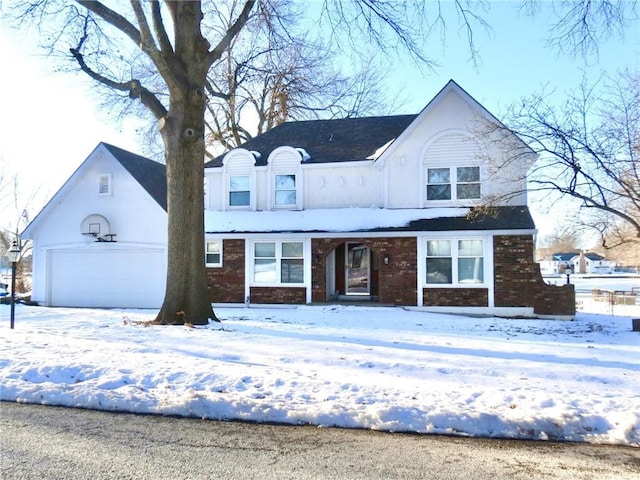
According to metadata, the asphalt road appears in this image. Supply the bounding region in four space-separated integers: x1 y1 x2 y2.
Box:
1 402 638 480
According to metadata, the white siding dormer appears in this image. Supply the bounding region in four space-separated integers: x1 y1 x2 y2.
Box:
220 149 257 211
267 147 304 210
421 130 485 207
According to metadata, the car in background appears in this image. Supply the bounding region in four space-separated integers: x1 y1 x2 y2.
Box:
0 282 8 297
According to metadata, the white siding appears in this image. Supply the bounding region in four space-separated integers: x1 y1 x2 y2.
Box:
27 145 167 306
205 84 534 213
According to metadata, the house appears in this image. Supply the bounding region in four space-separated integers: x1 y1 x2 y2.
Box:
540 252 614 275
202 80 574 316
21 80 574 316
22 143 168 308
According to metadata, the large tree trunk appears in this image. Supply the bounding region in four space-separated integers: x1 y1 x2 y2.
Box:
154 113 217 326
154 2 217 325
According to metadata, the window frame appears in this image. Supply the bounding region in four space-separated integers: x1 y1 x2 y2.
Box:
273 174 298 208
205 240 223 268
251 240 305 286
455 166 481 200
425 165 481 203
228 175 251 208
98 174 112 196
424 237 486 287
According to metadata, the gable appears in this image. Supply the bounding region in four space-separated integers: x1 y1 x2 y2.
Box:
206 79 535 173
22 143 167 240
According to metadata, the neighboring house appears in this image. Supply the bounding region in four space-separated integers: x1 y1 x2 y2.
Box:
203 80 574 316
22 143 168 308
540 252 614 275
22 80 574 316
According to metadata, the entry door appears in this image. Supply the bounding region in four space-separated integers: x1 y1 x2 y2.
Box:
346 243 370 295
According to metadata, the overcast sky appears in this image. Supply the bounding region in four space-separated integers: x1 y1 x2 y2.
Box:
0 2 637 241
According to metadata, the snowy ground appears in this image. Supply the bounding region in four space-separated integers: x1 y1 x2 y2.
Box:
1 302 638 446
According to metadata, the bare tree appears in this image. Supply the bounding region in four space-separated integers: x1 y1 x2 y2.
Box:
8 1 635 324
521 0 639 58
9 0 444 325
498 70 639 248
203 1 396 152
0 168 34 295
539 225 584 252
90 1 398 159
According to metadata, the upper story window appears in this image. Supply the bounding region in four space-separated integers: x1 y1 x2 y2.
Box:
426 166 480 201
229 175 250 207
456 166 481 199
205 240 222 267
426 168 450 201
274 174 297 206
425 238 484 286
98 174 112 195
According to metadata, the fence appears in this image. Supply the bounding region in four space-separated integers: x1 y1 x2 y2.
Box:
576 287 640 316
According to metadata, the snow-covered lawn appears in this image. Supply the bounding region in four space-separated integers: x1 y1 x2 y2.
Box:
1 304 638 446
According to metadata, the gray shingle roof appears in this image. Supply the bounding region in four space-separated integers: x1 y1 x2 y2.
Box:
102 143 167 211
204 115 417 167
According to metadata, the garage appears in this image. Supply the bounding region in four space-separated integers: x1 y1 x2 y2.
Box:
47 247 166 308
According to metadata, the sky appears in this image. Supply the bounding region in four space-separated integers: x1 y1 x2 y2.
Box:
1 278 639 450
0 1 638 239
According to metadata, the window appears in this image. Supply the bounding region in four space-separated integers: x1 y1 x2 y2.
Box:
426 240 452 283
98 174 112 195
274 174 296 206
229 175 250 207
426 166 480 201
427 168 451 201
457 239 484 283
253 241 304 284
205 241 222 267
456 167 480 200
425 239 484 285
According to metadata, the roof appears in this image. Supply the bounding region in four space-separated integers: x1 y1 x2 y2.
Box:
205 115 417 167
552 252 607 262
101 143 167 211
204 206 535 234
205 79 536 169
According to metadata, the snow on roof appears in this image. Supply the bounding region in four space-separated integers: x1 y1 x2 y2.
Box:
366 138 395 160
205 207 469 233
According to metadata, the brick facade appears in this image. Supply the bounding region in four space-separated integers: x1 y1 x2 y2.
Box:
494 235 575 315
312 237 417 305
423 288 489 307
250 287 307 304
206 239 245 303
205 234 575 316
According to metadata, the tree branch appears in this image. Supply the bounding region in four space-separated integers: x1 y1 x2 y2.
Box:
150 0 173 54
208 0 256 64
69 45 167 119
76 1 141 45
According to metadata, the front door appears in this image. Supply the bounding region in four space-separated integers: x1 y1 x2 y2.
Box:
346 243 370 295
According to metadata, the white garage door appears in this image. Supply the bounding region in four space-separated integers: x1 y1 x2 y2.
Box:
48 248 166 308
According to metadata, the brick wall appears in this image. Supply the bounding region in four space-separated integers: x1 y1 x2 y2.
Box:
311 237 417 305
206 239 245 303
423 288 488 306
250 287 306 304
494 235 575 315
205 234 574 316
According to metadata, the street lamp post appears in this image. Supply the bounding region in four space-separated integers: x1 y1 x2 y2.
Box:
7 240 21 330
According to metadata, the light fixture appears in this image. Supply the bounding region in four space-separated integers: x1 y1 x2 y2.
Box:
383 254 390 265
7 240 21 330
